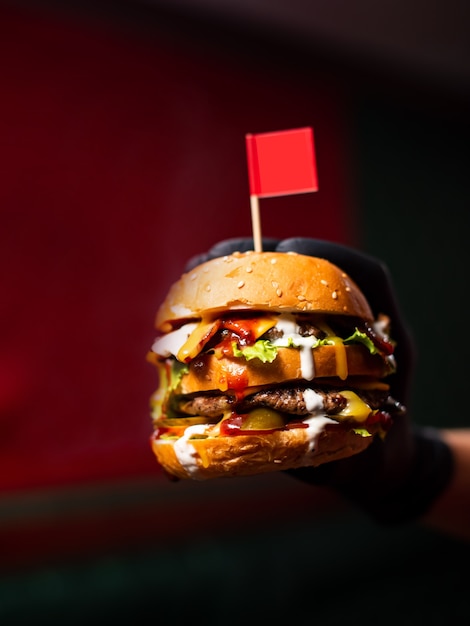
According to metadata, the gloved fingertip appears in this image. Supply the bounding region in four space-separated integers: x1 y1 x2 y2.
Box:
276 237 324 255
184 253 209 271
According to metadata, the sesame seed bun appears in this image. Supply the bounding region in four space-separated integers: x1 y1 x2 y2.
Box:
148 249 399 482
155 251 373 332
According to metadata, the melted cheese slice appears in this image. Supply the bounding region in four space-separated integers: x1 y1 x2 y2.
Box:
325 337 348 380
334 390 372 423
177 319 219 362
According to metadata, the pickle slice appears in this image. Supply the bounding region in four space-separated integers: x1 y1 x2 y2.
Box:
241 408 285 430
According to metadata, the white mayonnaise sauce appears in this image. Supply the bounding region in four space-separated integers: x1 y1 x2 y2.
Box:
302 415 337 454
303 388 324 413
173 424 208 477
301 387 335 457
372 317 388 336
151 322 198 358
272 314 319 380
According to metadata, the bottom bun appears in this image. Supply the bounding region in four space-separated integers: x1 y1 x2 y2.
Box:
150 421 380 480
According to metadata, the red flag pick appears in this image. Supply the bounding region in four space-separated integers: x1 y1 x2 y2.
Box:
245 127 318 251
245 127 318 198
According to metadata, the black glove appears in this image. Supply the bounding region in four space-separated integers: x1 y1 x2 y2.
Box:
187 237 454 525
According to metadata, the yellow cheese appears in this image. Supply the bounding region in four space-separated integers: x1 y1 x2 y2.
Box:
195 444 210 468
177 319 219 362
250 316 278 340
327 336 348 380
335 390 372 423
316 321 348 380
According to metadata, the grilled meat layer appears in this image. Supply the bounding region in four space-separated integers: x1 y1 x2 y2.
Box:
171 385 404 419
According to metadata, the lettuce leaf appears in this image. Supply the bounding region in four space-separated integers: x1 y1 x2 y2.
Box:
170 359 189 390
352 427 372 437
343 328 378 354
232 340 278 363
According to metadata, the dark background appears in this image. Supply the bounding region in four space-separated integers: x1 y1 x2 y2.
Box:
1 1 469 623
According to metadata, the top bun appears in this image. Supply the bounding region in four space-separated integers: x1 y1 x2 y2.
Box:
156 251 373 331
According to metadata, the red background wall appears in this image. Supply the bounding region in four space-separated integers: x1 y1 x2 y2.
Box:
0 4 356 494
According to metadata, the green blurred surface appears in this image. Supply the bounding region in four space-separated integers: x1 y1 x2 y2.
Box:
357 96 470 429
1 512 468 625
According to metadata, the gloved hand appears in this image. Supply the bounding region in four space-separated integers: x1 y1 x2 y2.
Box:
187 237 454 525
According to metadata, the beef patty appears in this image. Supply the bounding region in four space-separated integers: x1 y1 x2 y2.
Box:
171 386 404 419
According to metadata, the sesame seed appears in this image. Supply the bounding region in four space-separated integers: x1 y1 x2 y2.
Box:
332 290 338 299
190 273 198 281
245 266 253 273
297 295 306 301
271 281 279 288
205 284 211 291
270 258 277 264
320 279 328 286
237 280 245 288
345 286 351 292
276 288 283 297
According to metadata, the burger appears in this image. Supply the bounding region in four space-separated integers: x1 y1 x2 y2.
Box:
147 250 403 480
